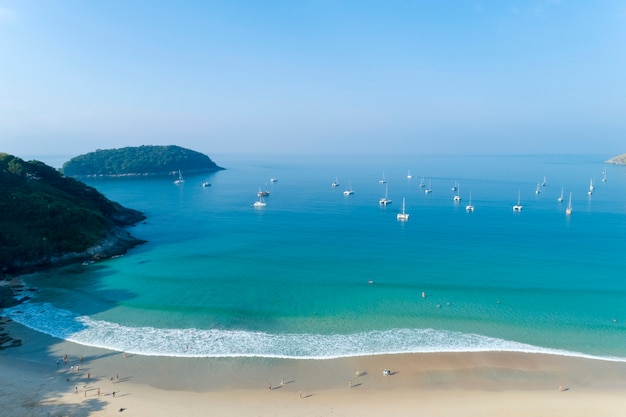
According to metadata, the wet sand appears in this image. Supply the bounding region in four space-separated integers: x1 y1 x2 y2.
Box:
2 320 626 417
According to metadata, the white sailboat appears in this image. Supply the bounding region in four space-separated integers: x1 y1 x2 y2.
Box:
379 184 392 205
201 180 211 187
343 182 354 195
557 187 564 202
513 191 523 211
565 192 573 215
535 183 541 194
602 168 607 182
588 178 594 195
453 183 461 202
407 169 412 179
542 176 547 187
451 180 458 191
331 177 339 187
173 170 185 184
424 180 432 194
397 197 409 221
258 186 270 197
465 191 474 212
419 177 425 188
253 194 266 207
379 172 387 184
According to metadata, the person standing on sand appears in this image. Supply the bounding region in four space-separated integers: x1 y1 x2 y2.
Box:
268 383 272 390
348 380 352 388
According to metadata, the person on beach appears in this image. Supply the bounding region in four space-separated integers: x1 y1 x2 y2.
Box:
112 391 116 397
63 354 68 363
75 385 78 393
348 380 352 388
87 372 90 380
268 383 272 390
281 378 284 385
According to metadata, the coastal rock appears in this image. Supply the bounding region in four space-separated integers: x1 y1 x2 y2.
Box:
605 153 626 165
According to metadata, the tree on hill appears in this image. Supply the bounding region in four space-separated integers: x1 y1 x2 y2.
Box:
61 145 224 176
0 153 145 274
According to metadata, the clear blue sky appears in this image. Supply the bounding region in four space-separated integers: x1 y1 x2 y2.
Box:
1 1 625 157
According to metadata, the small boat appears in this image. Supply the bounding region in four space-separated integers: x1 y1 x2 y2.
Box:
419 177 425 188
513 191 523 211
601 168 607 182
465 192 474 212
379 172 387 184
397 197 409 221
451 180 458 191
406 169 412 179
201 181 211 187
535 183 541 194
588 178 594 195
453 183 461 202
331 177 339 187
565 192 573 215
258 186 270 197
270 178 278 183
424 180 432 194
542 176 547 187
253 194 266 207
173 170 185 184
379 184 392 205
343 182 354 195
557 187 564 202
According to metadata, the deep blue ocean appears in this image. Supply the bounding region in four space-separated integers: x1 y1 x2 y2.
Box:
6 154 626 360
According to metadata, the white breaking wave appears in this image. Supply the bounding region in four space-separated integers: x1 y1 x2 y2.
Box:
5 302 626 362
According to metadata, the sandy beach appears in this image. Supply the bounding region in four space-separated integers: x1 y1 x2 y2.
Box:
1 319 625 417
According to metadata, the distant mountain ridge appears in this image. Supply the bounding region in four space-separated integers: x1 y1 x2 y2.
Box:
0 153 145 275
62 145 224 177
606 153 626 165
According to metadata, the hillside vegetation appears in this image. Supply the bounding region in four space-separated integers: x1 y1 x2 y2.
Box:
62 145 224 177
0 153 145 275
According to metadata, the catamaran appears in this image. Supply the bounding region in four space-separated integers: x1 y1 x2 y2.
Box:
173 170 185 184
397 197 409 221
253 194 266 207
465 191 474 212
565 192 573 215
513 191 523 211
343 182 354 195
557 187 564 202
379 184 392 205
453 183 461 202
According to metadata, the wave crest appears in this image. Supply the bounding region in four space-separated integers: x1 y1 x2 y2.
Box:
5 302 625 362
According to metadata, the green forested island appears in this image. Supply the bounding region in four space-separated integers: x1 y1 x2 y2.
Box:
62 145 224 177
0 153 146 275
606 153 626 165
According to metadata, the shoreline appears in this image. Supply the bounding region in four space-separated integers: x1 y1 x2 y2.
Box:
3 321 626 416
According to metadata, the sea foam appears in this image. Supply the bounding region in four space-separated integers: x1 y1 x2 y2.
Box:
5 302 626 362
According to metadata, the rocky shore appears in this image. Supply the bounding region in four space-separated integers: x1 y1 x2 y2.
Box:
606 153 626 165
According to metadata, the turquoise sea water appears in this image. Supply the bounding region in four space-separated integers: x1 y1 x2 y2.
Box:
6 154 626 360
